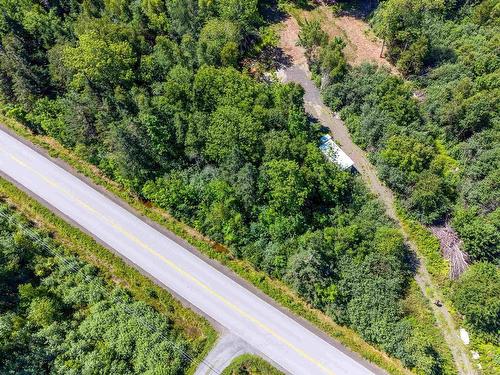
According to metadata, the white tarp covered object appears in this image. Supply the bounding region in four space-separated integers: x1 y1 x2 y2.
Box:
319 134 354 171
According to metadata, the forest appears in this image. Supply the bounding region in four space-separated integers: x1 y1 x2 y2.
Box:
303 0 499 369
322 0 499 262
0 202 204 374
0 0 497 374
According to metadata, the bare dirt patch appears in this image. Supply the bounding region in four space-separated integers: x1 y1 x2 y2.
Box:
278 16 307 66
292 5 398 73
334 15 394 70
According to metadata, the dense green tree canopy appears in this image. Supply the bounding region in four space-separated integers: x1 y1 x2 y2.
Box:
0 1 477 373
321 2 499 367
452 262 500 336
0 205 198 374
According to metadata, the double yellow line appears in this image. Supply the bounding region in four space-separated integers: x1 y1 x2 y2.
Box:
4 148 335 375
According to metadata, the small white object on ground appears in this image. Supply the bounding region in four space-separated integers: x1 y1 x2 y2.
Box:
471 351 480 360
459 328 470 345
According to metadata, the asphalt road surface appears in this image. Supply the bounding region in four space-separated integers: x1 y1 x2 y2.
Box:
0 128 378 375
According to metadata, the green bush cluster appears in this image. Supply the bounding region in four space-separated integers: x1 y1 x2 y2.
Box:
323 64 458 226
0 204 202 374
297 18 347 86
324 0 499 260
222 354 283 375
452 262 500 341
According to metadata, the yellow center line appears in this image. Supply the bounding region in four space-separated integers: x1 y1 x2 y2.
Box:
5 150 335 375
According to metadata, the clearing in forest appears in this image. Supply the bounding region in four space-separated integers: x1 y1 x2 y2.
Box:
285 5 398 73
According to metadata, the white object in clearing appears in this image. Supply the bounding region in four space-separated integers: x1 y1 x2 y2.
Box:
460 328 470 345
319 134 354 171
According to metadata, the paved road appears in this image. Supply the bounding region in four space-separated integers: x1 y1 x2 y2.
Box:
0 128 379 375
194 333 257 375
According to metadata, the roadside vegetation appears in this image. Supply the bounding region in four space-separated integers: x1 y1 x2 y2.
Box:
292 0 499 372
0 1 495 374
222 355 283 375
0 117 410 375
0 198 214 374
0 0 421 371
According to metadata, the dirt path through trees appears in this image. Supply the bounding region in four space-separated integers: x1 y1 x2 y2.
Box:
276 14 476 375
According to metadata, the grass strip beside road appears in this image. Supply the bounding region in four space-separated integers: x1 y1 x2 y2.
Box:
396 205 451 291
222 354 284 375
0 114 410 375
